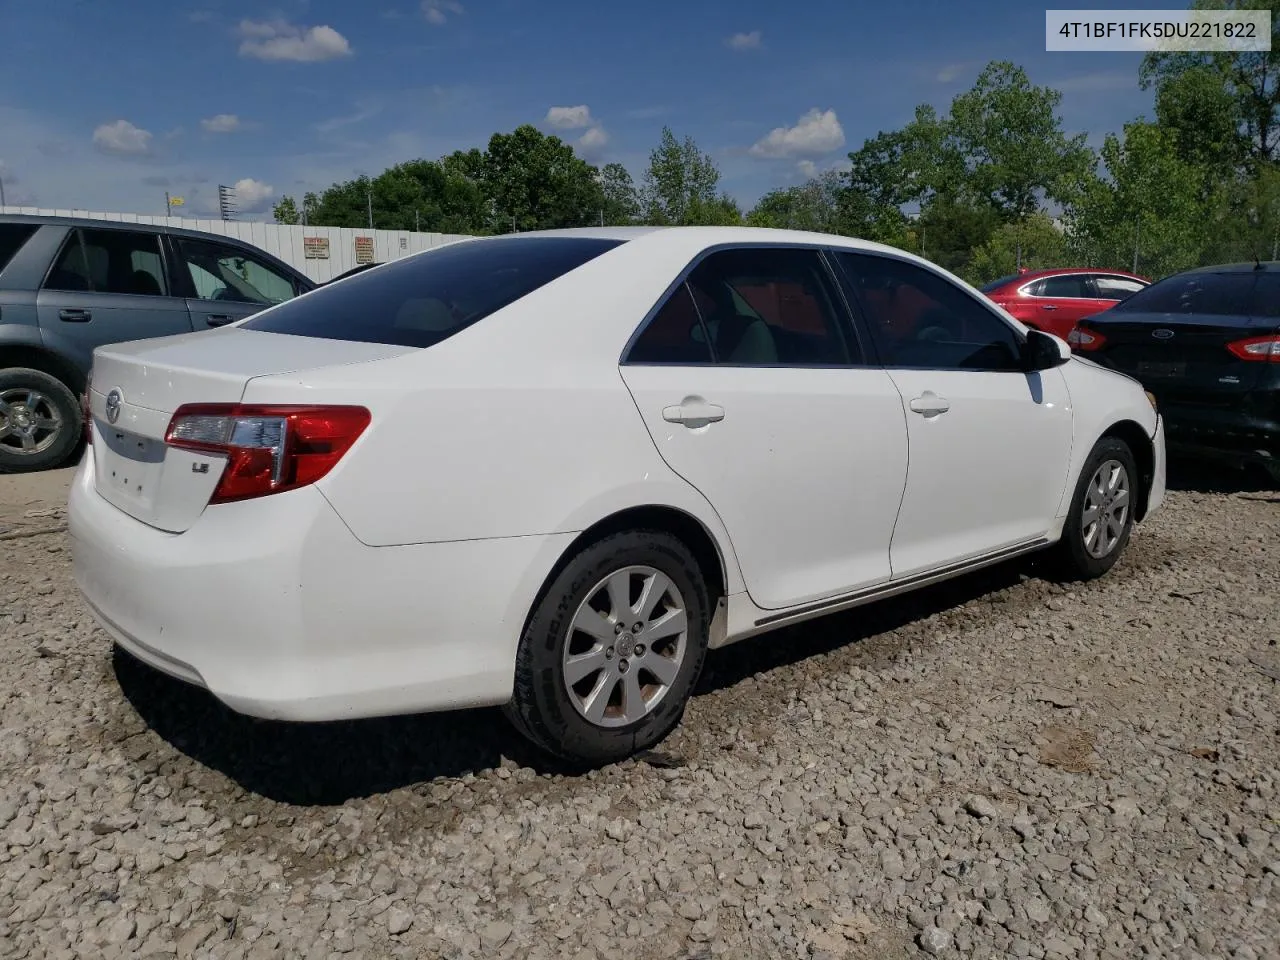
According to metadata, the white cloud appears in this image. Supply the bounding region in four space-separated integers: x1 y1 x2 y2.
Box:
230 177 274 213
796 159 818 179
749 108 845 159
726 30 763 51
546 105 595 130
92 119 153 157
422 0 463 24
200 113 241 133
578 126 610 151
237 19 351 62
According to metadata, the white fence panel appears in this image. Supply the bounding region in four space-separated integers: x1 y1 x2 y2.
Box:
1 206 474 283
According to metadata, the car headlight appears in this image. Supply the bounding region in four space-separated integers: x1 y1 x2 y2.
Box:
1145 390 1158 412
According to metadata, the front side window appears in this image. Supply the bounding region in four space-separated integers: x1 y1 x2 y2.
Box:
1093 275 1146 300
836 252 1024 371
45 228 168 296
242 236 623 347
177 239 297 306
626 247 855 366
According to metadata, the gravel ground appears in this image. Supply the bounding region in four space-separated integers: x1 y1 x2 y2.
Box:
1 465 1278 960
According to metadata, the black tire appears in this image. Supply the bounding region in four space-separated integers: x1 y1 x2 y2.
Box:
0 367 82 474
1051 435 1139 581
504 530 711 766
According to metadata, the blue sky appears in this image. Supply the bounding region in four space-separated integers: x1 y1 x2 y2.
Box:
0 0 1173 220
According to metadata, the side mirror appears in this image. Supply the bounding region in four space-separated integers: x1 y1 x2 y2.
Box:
1023 328 1071 371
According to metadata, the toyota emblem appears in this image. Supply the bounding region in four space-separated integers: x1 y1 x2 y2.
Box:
105 389 122 425
1152 329 1175 340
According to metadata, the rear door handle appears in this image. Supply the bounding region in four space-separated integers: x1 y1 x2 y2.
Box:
909 392 951 418
58 308 91 322
205 314 235 327
1040 304 1058 311
662 398 725 427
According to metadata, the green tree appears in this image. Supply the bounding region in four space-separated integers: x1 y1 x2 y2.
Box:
641 127 722 225
1153 64 1248 180
967 213 1068 285
1140 0 1280 166
481 125 604 232
1064 121 1206 278
747 170 849 233
599 163 640 225
947 61 1093 218
298 160 488 233
272 196 299 225
914 198 1002 275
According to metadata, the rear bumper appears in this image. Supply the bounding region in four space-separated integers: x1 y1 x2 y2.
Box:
1161 402 1279 471
68 455 573 721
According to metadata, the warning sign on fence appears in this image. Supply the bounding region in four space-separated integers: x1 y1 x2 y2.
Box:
354 236 374 263
303 237 330 259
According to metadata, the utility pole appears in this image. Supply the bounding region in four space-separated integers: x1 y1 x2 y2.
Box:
1 175 7 208
1016 241 1022 271
415 209 420 232
1132 218 1140 274
366 186 373 229
599 209 605 227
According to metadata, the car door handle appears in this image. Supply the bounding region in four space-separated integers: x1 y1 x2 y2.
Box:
205 314 235 327
58 308 91 322
1040 304 1058 311
662 398 725 426
909 392 951 417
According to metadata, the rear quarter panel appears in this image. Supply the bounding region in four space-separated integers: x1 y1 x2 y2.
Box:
238 235 750 594
1055 356 1158 518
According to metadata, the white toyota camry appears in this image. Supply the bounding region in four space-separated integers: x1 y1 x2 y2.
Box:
69 227 1166 765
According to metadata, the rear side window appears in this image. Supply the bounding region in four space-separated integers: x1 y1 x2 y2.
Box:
242 236 623 347
45 228 169 296
1249 273 1280 318
1036 274 1092 298
1112 272 1254 316
0 224 37 274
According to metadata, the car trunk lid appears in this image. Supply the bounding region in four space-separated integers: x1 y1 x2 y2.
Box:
1084 310 1274 407
87 327 415 533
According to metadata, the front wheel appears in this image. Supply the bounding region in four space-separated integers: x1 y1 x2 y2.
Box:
1052 436 1139 580
504 531 710 766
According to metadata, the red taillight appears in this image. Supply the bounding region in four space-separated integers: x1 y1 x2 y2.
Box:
165 404 371 503
1226 334 1280 362
1066 326 1106 351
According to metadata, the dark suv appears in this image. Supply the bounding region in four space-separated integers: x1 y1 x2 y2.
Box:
0 214 315 472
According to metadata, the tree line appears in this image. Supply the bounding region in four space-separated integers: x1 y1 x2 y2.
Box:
273 3 1280 285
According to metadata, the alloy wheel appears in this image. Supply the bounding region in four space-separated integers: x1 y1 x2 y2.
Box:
1081 459 1130 559
0 388 63 457
562 565 689 728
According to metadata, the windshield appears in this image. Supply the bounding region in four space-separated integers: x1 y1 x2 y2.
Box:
241 236 624 347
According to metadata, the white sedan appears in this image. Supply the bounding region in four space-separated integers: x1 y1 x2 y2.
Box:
69 227 1166 765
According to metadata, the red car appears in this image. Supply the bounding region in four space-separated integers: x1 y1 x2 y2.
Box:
979 268 1150 340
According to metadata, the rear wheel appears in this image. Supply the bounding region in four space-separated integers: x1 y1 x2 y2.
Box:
0 368 81 474
1052 436 1139 580
504 531 710 766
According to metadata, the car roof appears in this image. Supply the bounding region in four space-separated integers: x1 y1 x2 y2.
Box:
0 211 270 245
1177 260 1280 275
1004 267 1148 283
451 224 935 259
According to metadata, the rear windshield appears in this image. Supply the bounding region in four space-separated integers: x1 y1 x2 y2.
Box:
0 224 38 275
1111 271 1255 316
979 274 1020 293
241 236 624 347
